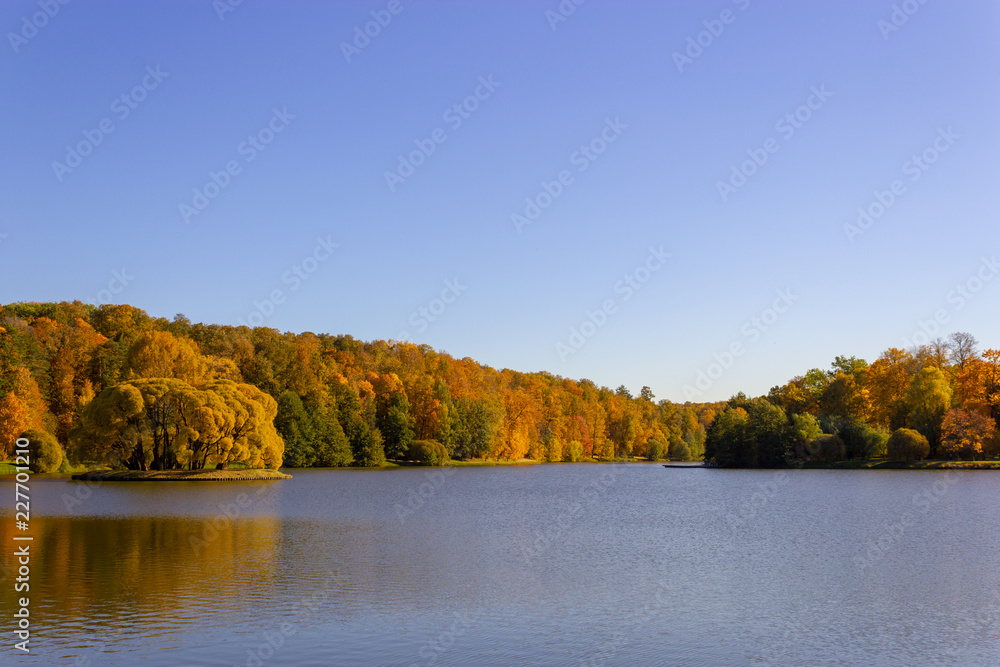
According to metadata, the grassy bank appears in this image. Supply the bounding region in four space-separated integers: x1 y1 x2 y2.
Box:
800 459 1000 470
71 469 292 481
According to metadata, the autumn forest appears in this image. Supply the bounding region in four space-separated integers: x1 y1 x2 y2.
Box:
0 301 997 472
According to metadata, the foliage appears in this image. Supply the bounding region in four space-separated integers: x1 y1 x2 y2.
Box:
20 427 63 473
887 428 930 462
645 438 666 461
407 439 450 466
940 408 995 460
821 416 889 460
70 378 283 470
565 440 585 462
7 302 999 471
811 435 846 461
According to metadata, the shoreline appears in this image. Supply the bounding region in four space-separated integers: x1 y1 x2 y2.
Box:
70 469 291 482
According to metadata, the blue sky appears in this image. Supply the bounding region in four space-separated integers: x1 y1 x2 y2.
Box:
2 1 999 402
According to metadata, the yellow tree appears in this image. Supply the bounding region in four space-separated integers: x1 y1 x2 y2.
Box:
123 331 209 384
982 349 1000 422
0 392 30 458
498 386 537 460
904 366 953 455
867 348 914 429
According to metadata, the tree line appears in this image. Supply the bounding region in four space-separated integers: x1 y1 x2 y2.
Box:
0 301 717 470
705 334 1000 467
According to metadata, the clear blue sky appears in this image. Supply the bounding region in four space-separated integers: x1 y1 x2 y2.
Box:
2 1 998 402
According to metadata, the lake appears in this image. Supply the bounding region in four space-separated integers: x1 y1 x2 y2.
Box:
3 464 1000 666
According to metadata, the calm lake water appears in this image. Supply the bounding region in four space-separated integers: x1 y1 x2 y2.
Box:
3 464 1000 666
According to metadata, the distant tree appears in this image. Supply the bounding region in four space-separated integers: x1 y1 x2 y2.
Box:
406 439 449 466
941 408 995 460
905 366 953 454
639 386 655 402
615 385 633 400
565 440 585 462
644 438 665 461
666 439 690 461
821 415 889 459
0 392 30 459
20 427 63 473
704 406 748 467
381 404 415 460
948 332 979 370
887 428 929 461
789 413 823 459
830 355 868 377
811 435 846 461
122 330 208 385
275 391 316 467
352 427 385 467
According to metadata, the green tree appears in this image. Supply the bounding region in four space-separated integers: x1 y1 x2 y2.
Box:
381 404 415 460
666 439 690 461
353 427 386 467
406 439 449 466
704 406 748 467
21 427 63 473
887 427 929 461
905 366 953 455
788 413 822 459
275 390 316 467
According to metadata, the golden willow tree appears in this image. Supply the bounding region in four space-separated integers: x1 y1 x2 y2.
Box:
70 378 282 471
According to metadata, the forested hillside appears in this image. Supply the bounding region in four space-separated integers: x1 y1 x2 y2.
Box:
0 301 718 470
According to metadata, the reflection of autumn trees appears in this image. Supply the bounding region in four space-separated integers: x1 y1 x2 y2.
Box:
0 515 281 625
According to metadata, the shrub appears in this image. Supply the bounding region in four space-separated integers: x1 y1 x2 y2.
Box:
887 428 929 462
19 428 63 473
821 416 890 459
667 439 691 461
810 434 846 461
407 439 450 466
645 439 666 461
